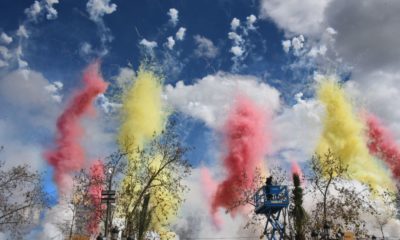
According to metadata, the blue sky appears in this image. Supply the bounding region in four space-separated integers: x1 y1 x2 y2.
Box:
0 0 297 170
0 0 298 96
2 0 400 238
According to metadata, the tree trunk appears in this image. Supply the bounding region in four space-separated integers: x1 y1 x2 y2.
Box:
68 207 76 240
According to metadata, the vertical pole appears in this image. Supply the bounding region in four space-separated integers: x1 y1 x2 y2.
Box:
104 169 113 239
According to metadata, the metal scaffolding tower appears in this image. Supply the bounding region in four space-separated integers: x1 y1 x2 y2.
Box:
254 183 289 240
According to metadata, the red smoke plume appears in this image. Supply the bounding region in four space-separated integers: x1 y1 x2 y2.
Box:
87 160 105 235
210 95 270 226
291 161 303 184
366 113 400 179
45 62 108 194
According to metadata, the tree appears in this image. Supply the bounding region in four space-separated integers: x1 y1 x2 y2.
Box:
135 193 153 240
307 150 371 236
371 190 397 239
0 146 49 238
116 122 191 239
58 166 106 240
290 173 307 240
308 150 348 228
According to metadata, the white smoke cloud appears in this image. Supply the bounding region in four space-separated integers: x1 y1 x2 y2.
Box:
271 92 324 162
246 14 257 30
259 0 331 36
164 72 281 129
45 81 63 103
140 38 158 50
176 27 186 41
168 8 179 26
193 35 219 59
230 18 240 31
16 25 29 38
230 46 244 57
35 202 73 240
86 0 117 22
0 33 12 45
0 69 60 170
24 0 60 22
166 36 176 50
174 168 264 240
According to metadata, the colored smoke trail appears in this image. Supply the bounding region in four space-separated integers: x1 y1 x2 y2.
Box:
200 167 222 228
291 161 303 185
316 79 394 191
45 62 108 194
366 113 400 180
117 68 180 238
211 95 270 224
118 68 166 151
87 160 105 235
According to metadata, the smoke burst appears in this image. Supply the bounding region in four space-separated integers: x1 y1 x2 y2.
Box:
44 62 108 195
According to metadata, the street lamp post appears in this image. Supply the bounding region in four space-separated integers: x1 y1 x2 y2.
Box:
102 167 116 239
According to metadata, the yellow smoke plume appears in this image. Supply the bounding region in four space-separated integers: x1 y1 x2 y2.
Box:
117 67 179 239
118 68 166 151
316 77 395 191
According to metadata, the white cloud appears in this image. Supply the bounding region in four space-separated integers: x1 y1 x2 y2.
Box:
281 35 305 54
230 46 244 57
164 72 281 129
45 0 59 20
86 0 117 22
24 0 60 21
168 8 179 26
282 40 291 53
0 46 11 60
81 111 116 160
326 27 337 35
193 35 218 59
80 42 92 55
45 81 63 103
18 58 28 69
230 18 240 31
15 45 29 69
0 33 13 45
44 0 60 20
0 60 7 68
25 1 42 21
166 36 175 50
271 92 323 162
291 35 304 51
113 67 135 88
259 0 331 36
246 14 257 30
176 27 186 41
307 45 327 57
16 25 29 38
0 69 60 170
344 71 400 142
139 38 158 50
96 94 121 114
228 32 243 45
325 0 400 73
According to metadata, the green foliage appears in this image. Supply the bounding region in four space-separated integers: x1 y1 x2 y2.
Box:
290 174 307 240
